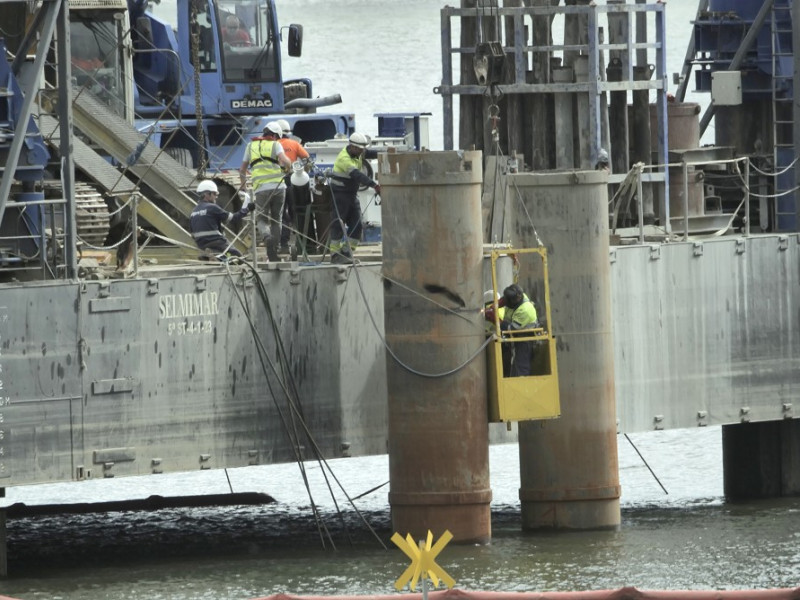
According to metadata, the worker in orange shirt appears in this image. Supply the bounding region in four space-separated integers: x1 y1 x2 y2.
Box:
274 119 311 255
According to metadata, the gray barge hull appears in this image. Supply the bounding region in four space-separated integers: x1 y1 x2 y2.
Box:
1 230 798 488
0 263 387 485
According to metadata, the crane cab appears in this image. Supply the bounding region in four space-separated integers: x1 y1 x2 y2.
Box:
68 0 135 123
486 247 560 422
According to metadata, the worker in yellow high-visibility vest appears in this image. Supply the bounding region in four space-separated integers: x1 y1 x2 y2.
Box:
240 122 291 262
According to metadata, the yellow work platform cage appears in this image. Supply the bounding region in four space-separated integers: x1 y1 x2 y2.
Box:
486 247 560 422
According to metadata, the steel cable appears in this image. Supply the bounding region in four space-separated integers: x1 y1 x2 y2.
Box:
225 262 388 550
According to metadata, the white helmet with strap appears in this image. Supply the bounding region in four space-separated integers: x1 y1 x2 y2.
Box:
348 132 369 148
196 180 218 194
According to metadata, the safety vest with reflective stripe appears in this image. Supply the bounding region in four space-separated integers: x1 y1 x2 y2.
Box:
502 294 538 329
331 148 366 193
249 139 284 188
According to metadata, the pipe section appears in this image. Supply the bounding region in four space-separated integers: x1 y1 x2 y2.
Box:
509 170 620 530
379 150 491 543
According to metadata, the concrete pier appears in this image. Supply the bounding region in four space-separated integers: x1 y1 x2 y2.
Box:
379 150 491 543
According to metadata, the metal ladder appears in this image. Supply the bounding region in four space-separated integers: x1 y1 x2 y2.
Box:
770 0 796 231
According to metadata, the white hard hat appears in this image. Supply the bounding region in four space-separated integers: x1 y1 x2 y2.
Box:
597 148 609 164
348 132 369 148
277 119 291 135
263 121 283 136
483 289 499 305
196 180 218 194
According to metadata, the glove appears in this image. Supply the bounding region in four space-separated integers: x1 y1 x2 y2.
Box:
239 191 251 203
247 202 256 212
373 183 382 195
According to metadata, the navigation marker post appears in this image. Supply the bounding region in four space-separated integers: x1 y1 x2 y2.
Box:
391 529 455 599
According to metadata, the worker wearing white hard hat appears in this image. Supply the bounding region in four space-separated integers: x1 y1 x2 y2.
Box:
276 119 292 137
327 132 381 264
595 148 610 171
239 122 292 262
190 179 255 259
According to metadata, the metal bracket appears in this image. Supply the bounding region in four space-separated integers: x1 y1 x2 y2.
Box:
609 249 617 264
199 453 212 470
151 458 163 474
653 414 664 430
783 403 793 419
147 279 159 295
247 449 259 466
778 236 788 251
735 239 746 254
696 410 708 426
693 242 704 257
289 268 301 286
195 276 207 292
649 245 661 261
740 406 750 423
97 281 111 298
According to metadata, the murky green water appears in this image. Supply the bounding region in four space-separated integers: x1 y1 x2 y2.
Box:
1 430 799 599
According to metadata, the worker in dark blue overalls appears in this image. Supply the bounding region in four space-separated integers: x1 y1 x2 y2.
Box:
190 179 254 259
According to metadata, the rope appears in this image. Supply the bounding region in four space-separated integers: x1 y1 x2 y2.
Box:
327 177 497 379
225 266 332 547
609 162 645 234
741 183 800 199
75 230 133 251
748 155 798 177
483 100 545 248
226 263 387 549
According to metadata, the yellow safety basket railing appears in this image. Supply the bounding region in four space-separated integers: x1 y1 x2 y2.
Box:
486 247 560 422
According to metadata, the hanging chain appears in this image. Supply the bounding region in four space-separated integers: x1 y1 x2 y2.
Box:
190 0 207 178
488 102 501 148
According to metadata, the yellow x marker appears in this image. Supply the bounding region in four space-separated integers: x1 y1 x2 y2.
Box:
391 530 455 591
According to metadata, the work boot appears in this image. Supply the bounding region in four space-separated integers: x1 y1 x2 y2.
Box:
267 243 280 263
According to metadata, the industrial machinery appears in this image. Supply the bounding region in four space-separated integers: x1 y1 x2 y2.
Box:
689 0 797 232
0 38 54 270
67 0 353 173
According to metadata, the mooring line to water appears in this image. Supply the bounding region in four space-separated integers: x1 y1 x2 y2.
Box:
224 468 234 494
624 433 669 495
351 481 389 501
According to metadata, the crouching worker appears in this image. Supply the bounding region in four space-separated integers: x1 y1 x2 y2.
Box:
190 180 254 259
488 284 539 377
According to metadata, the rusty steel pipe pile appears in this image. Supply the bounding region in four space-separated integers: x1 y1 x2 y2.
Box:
510 170 621 530
378 150 491 544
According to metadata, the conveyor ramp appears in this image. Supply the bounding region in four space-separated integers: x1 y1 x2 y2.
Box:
42 88 246 253
39 114 194 249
